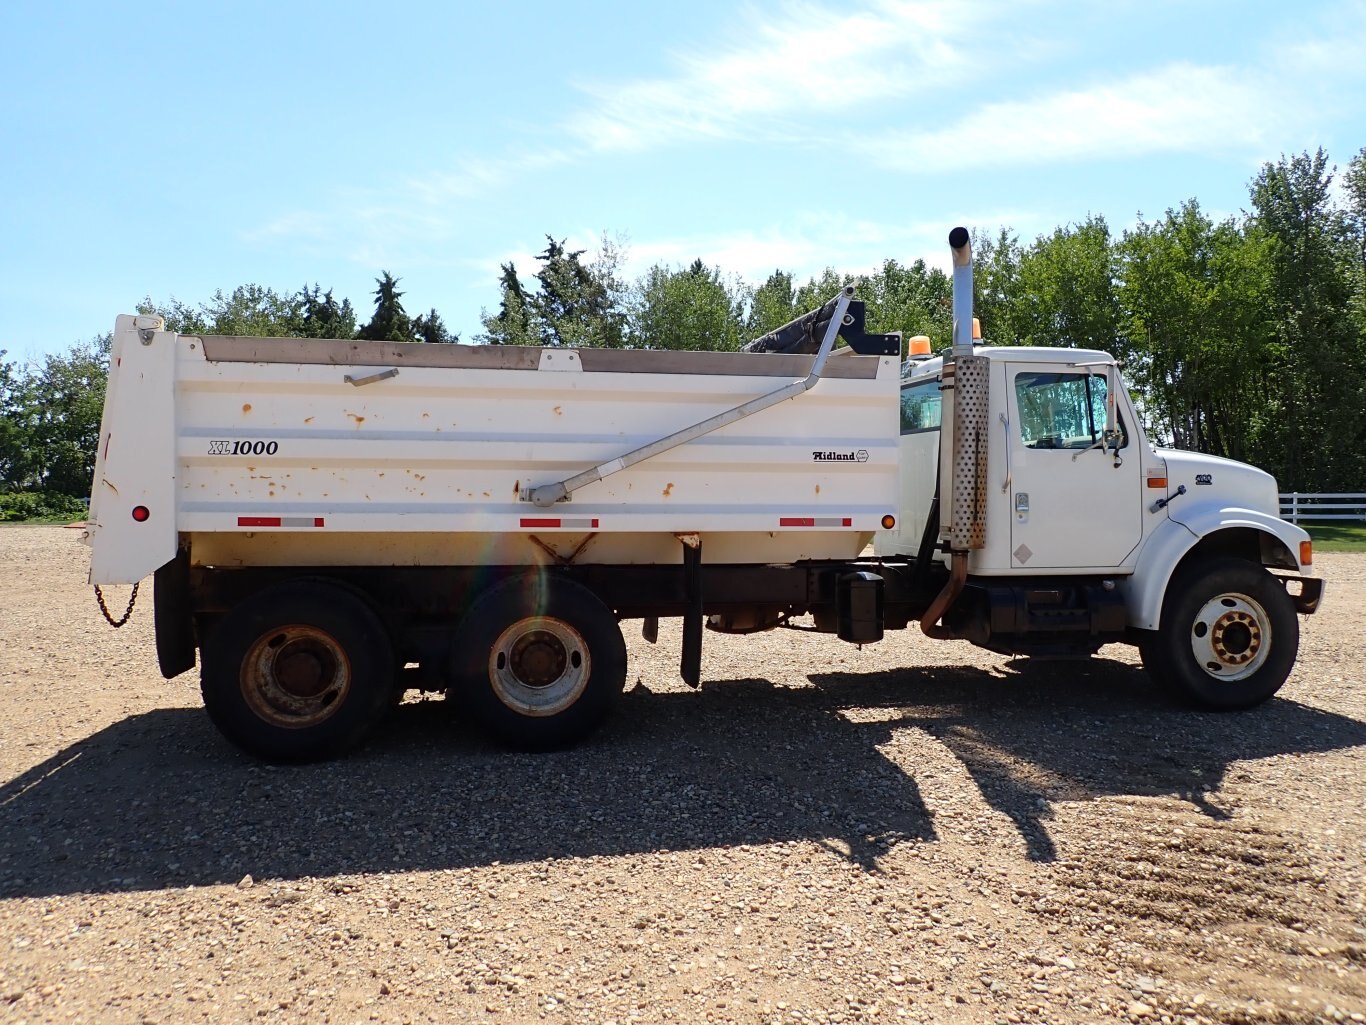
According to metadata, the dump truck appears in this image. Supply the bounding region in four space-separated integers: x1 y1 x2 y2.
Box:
85 228 1323 761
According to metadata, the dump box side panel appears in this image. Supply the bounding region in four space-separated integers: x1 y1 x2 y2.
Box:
170 340 898 568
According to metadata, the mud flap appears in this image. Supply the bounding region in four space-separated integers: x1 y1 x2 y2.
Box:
680 535 702 687
154 549 196 679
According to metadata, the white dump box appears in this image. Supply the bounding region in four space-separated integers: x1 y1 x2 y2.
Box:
87 307 902 585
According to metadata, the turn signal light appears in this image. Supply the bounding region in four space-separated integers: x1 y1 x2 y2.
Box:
881 514 896 529
1300 540 1313 567
1146 476 1168 489
131 505 150 522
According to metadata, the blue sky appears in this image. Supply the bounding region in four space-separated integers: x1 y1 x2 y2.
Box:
2 0 1363 359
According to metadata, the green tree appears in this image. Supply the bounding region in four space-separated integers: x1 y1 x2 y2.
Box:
1342 147 1366 336
531 236 626 347
629 259 745 350
1012 215 1121 354
1249 148 1366 490
851 259 952 353
1 337 110 496
793 268 852 316
412 307 457 344
745 271 798 338
1118 201 1274 458
357 271 416 343
478 235 628 347
137 295 210 334
481 262 536 345
971 228 1023 346
139 283 357 338
139 285 302 336
0 350 21 489
297 284 357 339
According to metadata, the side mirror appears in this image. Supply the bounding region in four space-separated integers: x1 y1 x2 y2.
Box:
1102 366 1122 467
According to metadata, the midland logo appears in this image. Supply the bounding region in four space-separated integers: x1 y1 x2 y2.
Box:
812 449 869 462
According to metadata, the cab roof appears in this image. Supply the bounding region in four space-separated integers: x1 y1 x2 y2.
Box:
901 346 1116 381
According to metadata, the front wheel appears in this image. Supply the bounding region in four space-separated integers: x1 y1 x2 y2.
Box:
448 575 627 750
1143 557 1299 710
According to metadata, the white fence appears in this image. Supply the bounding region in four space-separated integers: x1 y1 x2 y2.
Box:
1280 493 1366 524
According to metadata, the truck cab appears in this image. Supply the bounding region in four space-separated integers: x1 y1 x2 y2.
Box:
878 332 1322 711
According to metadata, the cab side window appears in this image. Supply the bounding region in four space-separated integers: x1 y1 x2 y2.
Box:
900 379 942 434
1014 371 1126 450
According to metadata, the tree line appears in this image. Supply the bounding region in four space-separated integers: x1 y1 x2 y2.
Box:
1 147 1363 519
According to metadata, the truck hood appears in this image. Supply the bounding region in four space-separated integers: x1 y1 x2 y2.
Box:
1156 448 1281 520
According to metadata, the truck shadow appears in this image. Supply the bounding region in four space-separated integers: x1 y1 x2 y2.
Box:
808 658 1366 861
2 661 1361 897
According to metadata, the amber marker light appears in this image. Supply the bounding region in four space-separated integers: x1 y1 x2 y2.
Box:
1300 540 1313 567
881 514 896 529
1146 476 1168 489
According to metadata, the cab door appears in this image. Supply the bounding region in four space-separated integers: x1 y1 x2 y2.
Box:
876 376 943 556
1005 364 1142 570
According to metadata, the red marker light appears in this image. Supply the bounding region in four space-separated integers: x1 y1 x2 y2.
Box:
132 505 150 522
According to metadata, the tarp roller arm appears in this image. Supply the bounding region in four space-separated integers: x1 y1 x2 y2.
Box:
526 287 857 508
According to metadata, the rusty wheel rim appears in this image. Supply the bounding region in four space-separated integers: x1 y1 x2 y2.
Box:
488 616 590 717
241 625 352 729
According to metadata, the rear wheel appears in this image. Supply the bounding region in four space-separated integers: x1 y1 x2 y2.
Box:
200 580 394 761
1143 557 1299 710
449 575 626 750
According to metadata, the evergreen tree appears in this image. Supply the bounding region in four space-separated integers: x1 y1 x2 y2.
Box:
297 284 357 339
480 262 535 345
412 307 457 344
477 235 628 347
357 271 416 343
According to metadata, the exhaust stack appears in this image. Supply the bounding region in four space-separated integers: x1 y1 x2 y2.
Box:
922 227 989 638
949 226 974 356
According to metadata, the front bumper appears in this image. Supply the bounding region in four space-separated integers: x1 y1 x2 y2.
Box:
1282 575 1325 615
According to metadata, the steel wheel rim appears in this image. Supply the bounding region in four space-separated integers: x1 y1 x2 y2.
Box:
241 625 352 728
1188 591 1271 682
488 617 589 717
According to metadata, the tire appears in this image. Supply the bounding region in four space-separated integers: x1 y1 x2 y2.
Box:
200 580 395 762
448 575 627 750
1144 557 1299 711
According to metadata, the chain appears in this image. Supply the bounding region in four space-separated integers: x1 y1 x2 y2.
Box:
94 582 140 628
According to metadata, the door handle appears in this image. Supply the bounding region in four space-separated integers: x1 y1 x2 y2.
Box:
999 412 1011 493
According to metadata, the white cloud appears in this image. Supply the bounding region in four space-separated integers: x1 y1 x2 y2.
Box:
566 0 984 152
400 149 575 205
612 208 1046 285
868 63 1276 170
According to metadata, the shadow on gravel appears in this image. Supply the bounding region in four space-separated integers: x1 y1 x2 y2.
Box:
2 660 1362 896
810 658 1366 861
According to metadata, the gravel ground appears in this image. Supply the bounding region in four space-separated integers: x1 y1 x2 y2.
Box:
1 526 1362 1025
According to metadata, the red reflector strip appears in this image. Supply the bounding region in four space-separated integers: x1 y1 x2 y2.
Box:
237 516 325 528
779 517 854 527
520 518 600 529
